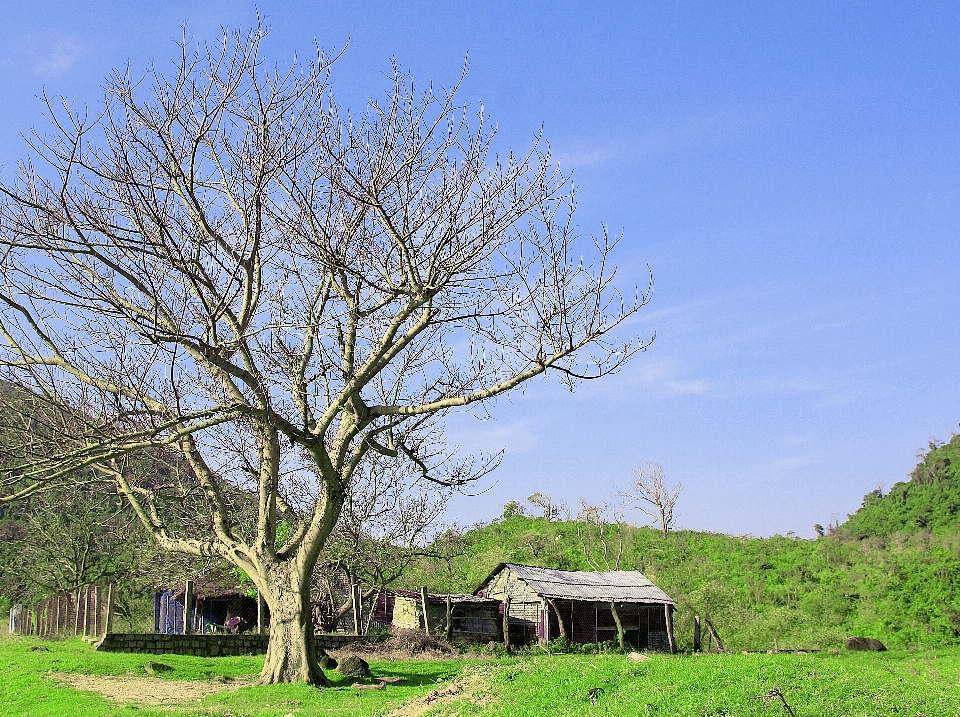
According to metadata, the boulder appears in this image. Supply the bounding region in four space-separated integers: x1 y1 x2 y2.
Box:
319 654 338 670
144 661 174 675
336 654 370 678
845 637 886 652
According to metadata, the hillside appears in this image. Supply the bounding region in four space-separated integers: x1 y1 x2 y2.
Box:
842 433 960 537
401 437 960 652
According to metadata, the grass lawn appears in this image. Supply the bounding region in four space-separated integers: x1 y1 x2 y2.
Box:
3 636 960 716
0 636 464 716
432 649 960 717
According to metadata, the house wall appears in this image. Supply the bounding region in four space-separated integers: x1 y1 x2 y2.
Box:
392 595 422 630
392 595 503 642
549 600 670 650
450 603 502 642
480 567 544 646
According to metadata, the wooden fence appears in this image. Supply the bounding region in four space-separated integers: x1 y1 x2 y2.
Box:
8 584 115 637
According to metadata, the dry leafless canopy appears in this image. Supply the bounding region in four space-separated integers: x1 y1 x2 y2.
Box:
618 462 681 537
0 24 650 682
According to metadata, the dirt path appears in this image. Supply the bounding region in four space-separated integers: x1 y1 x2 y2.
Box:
384 669 489 717
54 673 253 705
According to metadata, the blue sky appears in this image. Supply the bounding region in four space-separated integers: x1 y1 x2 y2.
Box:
1 1 958 536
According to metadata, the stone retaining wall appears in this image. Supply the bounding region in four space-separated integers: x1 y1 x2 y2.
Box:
96 632 378 656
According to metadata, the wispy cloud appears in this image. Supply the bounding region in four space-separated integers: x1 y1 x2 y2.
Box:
555 110 749 170
581 356 715 399
446 418 541 455
33 39 83 77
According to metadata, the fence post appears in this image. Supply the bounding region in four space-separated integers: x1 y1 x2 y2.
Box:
694 615 701 652
446 595 453 641
94 586 102 637
184 580 194 635
419 586 430 636
104 584 115 636
665 604 676 654
74 590 81 635
352 584 362 636
502 596 511 652
82 587 91 637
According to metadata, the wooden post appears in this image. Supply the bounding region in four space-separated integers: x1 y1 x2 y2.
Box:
419 586 430 635
693 615 701 652
611 602 625 651
94 586 102 636
594 602 599 645
542 600 549 645
104 583 115 636
257 591 265 635
665 604 676 654
704 617 725 653
502 596 511 652
445 595 453 641
353 584 363 636
82 587 90 637
183 580 194 635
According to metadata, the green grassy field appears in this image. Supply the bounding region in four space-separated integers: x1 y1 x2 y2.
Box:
3 636 960 716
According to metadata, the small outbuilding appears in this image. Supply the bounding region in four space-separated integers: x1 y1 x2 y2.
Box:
476 563 676 651
391 590 503 643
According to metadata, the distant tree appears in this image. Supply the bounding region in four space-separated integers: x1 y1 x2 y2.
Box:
527 492 563 521
0 25 649 685
618 462 681 538
502 501 528 520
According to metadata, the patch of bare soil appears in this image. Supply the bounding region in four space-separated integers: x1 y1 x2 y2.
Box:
384 668 491 717
53 673 254 705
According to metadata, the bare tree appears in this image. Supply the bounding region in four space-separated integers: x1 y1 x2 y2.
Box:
575 500 625 570
0 26 651 685
618 462 681 538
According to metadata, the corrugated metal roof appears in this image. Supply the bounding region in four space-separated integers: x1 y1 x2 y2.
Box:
394 589 498 604
499 563 675 604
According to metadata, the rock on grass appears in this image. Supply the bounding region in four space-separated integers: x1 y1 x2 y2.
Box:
336 655 370 678
144 661 174 675
845 637 887 651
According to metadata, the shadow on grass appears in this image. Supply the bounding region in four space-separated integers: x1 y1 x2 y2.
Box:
323 664 463 689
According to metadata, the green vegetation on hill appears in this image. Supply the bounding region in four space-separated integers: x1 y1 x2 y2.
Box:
403 435 960 652
843 434 960 537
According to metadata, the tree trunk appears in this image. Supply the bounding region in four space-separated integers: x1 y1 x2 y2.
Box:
610 602 625 651
259 568 328 686
547 598 568 641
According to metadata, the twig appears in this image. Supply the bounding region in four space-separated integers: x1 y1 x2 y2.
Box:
756 687 796 717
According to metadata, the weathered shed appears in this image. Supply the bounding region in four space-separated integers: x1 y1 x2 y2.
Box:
476 563 676 651
392 590 503 643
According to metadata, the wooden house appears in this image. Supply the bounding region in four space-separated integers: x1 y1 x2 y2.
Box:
391 590 503 643
476 563 676 651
